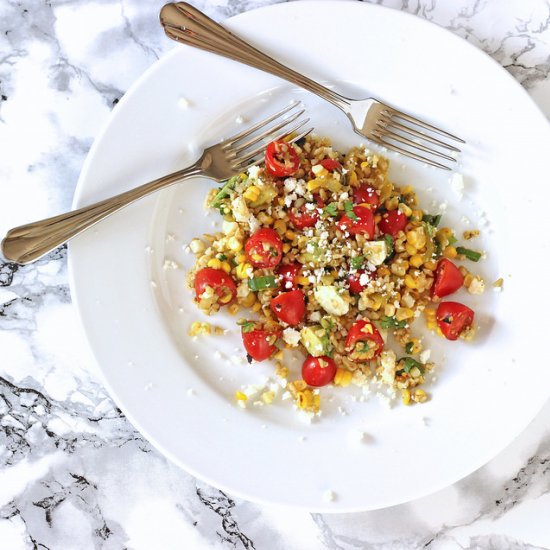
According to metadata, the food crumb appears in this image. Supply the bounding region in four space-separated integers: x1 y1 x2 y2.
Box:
235 114 245 124
177 97 190 109
323 490 336 502
187 388 195 396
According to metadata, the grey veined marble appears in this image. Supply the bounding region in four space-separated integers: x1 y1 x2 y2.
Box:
1 0 550 548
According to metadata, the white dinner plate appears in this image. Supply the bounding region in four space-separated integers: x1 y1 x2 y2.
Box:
69 1 550 511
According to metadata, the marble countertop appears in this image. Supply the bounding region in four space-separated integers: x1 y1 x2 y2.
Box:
1 0 549 548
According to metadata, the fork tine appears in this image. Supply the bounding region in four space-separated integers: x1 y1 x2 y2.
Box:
231 119 310 169
371 137 452 170
383 108 465 144
232 127 314 172
378 118 462 153
372 129 456 162
229 108 306 155
223 102 301 148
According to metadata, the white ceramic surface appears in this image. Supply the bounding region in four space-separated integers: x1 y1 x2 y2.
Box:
67 1 550 512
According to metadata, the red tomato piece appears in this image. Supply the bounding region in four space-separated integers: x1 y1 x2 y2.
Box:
347 269 375 294
288 202 320 229
378 209 408 237
319 159 342 172
338 205 375 238
353 184 380 210
270 289 306 326
345 319 384 359
436 302 475 341
265 140 300 177
302 355 337 387
194 267 237 306
432 258 464 298
245 228 283 268
242 326 280 361
277 263 302 290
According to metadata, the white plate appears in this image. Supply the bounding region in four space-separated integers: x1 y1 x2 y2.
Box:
69 1 550 512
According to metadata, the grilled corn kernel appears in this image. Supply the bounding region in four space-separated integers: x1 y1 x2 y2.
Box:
188 321 212 336
257 212 274 225
240 293 256 308
273 349 284 361
219 292 233 304
348 170 358 186
334 367 353 387
189 238 205 254
396 307 414 321
411 209 423 221
413 389 428 403
384 303 396 317
424 260 437 271
207 258 222 270
436 227 453 241
235 263 252 279
391 260 409 277
282 243 291 253
274 219 287 235
243 185 260 202
261 391 275 405
406 228 427 249
220 261 232 274
227 237 243 252
275 362 289 379
284 229 296 241
214 326 225 335
424 308 437 330
378 266 390 277
464 273 474 287
398 203 413 217
235 391 248 401
463 229 480 240
236 253 247 264
443 246 457 259
385 197 399 210
402 389 411 406
407 338 422 354
409 254 424 268
228 303 239 315
295 276 311 286
252 302 262 312
374 214 382 224
405 243 417 256
404 274 418 289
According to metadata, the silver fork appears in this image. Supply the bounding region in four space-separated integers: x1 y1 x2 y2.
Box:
1 102 310 264
160 2 464 171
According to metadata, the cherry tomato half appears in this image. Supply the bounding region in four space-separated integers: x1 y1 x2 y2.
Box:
353 184 380 210
347 269 375 294
319 159 342 172
345 319 384 359
277 262 302 290
436 302 474 341
245 228 283 268
432 258 464 298
302 355 337 387
194 267 237 306
338 205 375 238
288 202 319 229
242 326 281 361
270 289 306 326
265 140 300 177
378 209 408 237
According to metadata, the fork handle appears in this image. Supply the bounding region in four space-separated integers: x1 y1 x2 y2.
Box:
1 164 201 264
160 3 351 111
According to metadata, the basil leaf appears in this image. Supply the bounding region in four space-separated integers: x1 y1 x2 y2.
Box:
248 275 278 291
323 203 338 217
379 316 407 329
350 256 365 269
344 201 358 221
456 246 482 262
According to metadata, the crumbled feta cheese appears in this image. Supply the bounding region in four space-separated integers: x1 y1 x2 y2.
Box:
450 173 464 198
283 328 301 346
323 490 336 502
284 178 297 193
363 241 387 266
235 114 245 124
177 97 190 109
468 277 485 295
419 349 431 364
231 196 250 223
163 259 179 270
380 350 397 385
248 165 261 180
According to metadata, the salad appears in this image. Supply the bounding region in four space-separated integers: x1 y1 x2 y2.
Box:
187 135 485 414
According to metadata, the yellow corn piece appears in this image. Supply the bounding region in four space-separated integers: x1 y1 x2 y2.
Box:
219 292 233 304
274 219 287 235
240 293 256 308
236 253 246 264
402 389 411 406
252 302 262 312
348 170 358 186
243 185 261 202
295 276 311 286
228 303 239 315
334 367 353 387
284 229 296 240
396 307 414 321
404 274 418 289
405 243 417 256
443 246 457 259
235 391 248 401
413 389 428 403
282 243 291 253
235 263 252 279
273 349 284 361
207 258 222 270
409 254 424 268
220 261 232 274
275 362 289 379
398 203 413 217
257 212 273 225
227 237 243 252
188 321 212 336
424 260 437 271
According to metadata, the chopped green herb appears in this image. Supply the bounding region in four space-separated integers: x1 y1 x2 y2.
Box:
448 235 458 246
384 234 394 256
344 201 358 221
456 246 482 262
210 175 239 208
350 256 365 269
422 213 442 227
379 316 407 329
239 320 256 333
405 342 414 354
320 316 335 331
398 357 425 374
217 253 227 261
248 275 278 291
323 203 338 217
